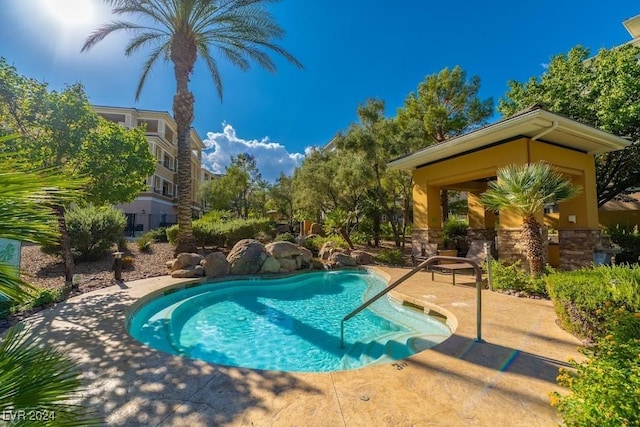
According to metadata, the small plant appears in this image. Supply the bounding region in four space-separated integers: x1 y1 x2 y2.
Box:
443 217 468 248
136 232 155 253
350 230 371 246
552 307 640 426
489 259 549 298
147 227 169 243
274 232 296 243
376 248 404 266
121 256 134 269
606 223 640 264
117 235 128 251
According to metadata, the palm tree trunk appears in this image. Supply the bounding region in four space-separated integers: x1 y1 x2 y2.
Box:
171 34 197 256
522 215 545 276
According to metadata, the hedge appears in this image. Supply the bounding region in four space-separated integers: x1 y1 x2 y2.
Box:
546 265 640 339
167 217 273 248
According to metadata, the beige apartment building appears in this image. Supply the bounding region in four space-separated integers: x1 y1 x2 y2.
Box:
94 105 215 235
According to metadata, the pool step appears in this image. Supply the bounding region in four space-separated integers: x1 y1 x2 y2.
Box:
340 332 419 370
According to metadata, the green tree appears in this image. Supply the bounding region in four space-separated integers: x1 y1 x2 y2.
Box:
499 45 640 206
83 0 302 255
293 148 371 228
398 66 494 144
335 98 400 246
200 153 266 219
396 66 494 221
0 59 155 282
78 119 155 205
267 173 294 227
0 137 93 424
480 162 580 276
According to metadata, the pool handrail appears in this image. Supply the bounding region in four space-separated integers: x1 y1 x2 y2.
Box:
340 256 484 348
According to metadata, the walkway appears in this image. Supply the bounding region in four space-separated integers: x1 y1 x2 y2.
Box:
18 267 582 426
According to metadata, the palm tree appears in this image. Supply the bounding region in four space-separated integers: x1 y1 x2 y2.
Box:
82 0 303 255
0 137 94 424
480 162 580 276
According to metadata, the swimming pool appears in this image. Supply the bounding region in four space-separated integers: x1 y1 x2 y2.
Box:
128 270 452 372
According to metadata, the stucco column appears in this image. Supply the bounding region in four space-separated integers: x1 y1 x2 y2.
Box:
556 171 601 269
467 191 496 242
412 182 444 252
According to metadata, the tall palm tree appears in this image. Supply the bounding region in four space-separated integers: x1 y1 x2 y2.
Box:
82 0 303 255
480 162 580 276
0 137 94 424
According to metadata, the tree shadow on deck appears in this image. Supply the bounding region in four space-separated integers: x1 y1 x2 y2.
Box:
21 290 323 426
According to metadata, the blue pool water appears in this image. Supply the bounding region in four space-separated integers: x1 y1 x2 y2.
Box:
128 270 451 372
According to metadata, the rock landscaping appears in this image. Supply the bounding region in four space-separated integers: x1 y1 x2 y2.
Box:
167 239 374 278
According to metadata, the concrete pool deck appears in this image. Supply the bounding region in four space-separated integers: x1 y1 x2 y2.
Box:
18 267 582 426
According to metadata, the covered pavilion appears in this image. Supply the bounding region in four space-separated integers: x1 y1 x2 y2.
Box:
388 105 629 269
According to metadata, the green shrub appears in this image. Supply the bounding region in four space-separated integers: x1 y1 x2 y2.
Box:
547 265 640 339
376 248 404 266
117 235 128 251
167 218 273 249
443 217 468 247
147 227 169 243
42 206 126 261
274 232 296 243
553 308 640 426
166 224 178 245
301 235 321 255
136 233 154 252
606 223 640 264
489 260 549 298
350 230 371 246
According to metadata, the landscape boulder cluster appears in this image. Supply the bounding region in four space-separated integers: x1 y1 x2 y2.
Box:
167 239 374 279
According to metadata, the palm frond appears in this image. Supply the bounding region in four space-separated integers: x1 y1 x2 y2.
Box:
135 44 170 100
0 324 98 425
0 264 33 303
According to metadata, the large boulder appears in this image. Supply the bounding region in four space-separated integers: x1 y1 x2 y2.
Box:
351 250 375 265
260 256 281 274
329 252 358 267
171 265 205 278
319 242 346 260
265 241 301 259
227 239 267 275
278 258 298 272
299 247 313 266
202 252 230 278
172 252 204 271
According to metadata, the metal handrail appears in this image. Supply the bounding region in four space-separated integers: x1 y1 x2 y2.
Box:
340 256 484 348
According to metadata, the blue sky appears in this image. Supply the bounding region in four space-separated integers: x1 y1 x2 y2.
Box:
0 1 637 181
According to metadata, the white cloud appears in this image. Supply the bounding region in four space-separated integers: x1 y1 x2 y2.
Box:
202 124 305 182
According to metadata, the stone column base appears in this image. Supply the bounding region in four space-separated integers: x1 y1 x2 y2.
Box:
412 228 444 253
558 228 600 270
497 228 548 268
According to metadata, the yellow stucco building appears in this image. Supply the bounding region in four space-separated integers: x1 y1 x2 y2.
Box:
389 106 629 270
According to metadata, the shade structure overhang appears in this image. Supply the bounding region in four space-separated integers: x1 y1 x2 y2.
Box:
388 108 631 171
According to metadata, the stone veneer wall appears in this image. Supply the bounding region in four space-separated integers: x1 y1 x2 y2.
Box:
412 228 444 253
558 228 600 270
497 228 549 266
467 228 497 243
467 228 498 258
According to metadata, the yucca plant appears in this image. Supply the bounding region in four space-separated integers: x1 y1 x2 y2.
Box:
481 162 580 276
0 135 95 424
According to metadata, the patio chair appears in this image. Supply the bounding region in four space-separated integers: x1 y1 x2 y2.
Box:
411 242 438 269
431 240 493 285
